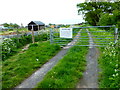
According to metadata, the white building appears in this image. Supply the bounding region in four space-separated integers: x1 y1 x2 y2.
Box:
0 25 4 30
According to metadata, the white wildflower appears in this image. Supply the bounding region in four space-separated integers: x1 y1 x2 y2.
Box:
116 73 118 76
113 53 116 56
116 64 118 67
112 74 115 77
36 59 39 61
115 69 117 72
109 53 112 56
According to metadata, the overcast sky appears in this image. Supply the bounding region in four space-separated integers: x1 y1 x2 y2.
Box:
0 0 85 26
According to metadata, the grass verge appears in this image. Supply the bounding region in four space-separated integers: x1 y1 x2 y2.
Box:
2 41 61 88
98 41 119 88
36 29 89 88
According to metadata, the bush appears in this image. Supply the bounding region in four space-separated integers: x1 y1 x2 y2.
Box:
29 43 38 48
2 38 17 60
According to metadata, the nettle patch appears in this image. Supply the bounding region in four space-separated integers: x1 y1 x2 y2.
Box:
99 41 119 88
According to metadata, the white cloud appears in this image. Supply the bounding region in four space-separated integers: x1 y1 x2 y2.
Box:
0 0 85 26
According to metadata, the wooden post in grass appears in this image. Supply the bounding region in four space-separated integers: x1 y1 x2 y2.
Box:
16 29 19 43
31 25 35 43
115 28 118 43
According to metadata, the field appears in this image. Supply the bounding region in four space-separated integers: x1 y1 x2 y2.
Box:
1 26 119 88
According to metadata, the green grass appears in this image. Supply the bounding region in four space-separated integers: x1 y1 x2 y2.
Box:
98 41 119 88
88 27 119 88
2 41 61 88
88 28 114 46
36 29 89 88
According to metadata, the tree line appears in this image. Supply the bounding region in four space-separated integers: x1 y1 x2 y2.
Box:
2 23 20 29
77 1 120 29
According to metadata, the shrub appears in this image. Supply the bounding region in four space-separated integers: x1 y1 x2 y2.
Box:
2 38 17 60
29 43 38 48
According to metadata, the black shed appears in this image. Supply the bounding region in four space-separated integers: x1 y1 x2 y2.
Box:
28 21 45 31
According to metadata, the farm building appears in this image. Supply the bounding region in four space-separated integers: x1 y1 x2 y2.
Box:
28 21 45 31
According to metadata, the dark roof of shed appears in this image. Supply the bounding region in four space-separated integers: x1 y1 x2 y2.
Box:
30 21 45 25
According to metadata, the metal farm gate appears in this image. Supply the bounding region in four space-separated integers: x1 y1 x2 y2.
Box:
50 26 119 47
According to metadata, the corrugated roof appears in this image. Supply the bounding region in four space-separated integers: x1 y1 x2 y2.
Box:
32 21 45 25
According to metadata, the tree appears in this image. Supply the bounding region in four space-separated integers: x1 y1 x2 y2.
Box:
13 23 19 28
98 9 120 29
85 0 120 2
2 23 20 29
77 2 117 25
2 23 9 27
98 13 113 26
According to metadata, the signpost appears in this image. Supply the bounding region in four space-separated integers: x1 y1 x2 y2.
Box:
60 28 72 38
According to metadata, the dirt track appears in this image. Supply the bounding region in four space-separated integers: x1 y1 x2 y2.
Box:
76 29 100 88
76 47 99 88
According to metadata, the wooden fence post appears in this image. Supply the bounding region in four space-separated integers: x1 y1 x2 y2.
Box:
31 25 35 43
50 28 54 44
115 28 118 43
16 29 19 43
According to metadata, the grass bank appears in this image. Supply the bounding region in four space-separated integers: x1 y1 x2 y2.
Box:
36 29 89 88
2 41 61 88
